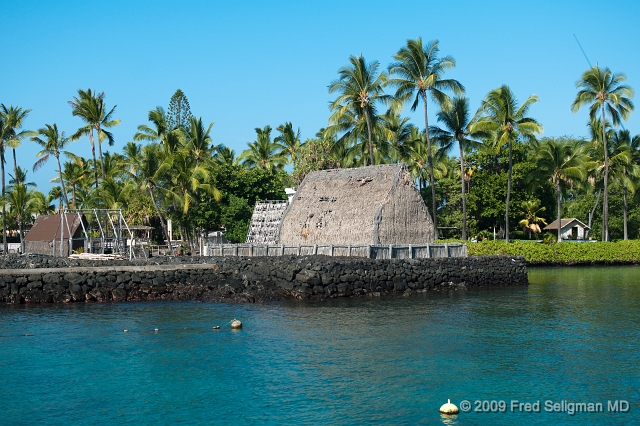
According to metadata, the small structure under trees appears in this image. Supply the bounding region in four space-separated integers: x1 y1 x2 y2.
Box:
24 213 86 256
277 163 434 245
544 218 591 241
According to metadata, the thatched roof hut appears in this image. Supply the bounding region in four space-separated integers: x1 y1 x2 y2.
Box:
277 163 434 245
24 213 86 256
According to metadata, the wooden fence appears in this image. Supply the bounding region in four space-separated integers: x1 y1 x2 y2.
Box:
204 243 467 259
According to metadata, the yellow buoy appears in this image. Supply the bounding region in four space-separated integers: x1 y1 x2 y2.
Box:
439 399 459 415
231 319 242 329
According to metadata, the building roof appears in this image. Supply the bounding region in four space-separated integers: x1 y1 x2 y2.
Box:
544 218 590 231
277 163 434 245
24 213 85 242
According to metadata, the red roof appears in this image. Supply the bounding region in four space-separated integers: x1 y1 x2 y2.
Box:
24 213 85 241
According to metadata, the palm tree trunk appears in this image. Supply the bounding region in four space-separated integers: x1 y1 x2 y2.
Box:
586 190 600 240
11 148 18 180
459 140 467 240
601 103 609 242
89 129 99 189
623 185 628 240
97 125 106 180
364 111 374 166
148 185 174 256
55 155 70 208
556 181 562 243
505 140 513 242
1 150 6 255
71 184 77 210
19 220 24 254
422 92 438 239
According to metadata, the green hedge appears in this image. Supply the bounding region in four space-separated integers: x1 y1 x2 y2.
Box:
453 240 640 265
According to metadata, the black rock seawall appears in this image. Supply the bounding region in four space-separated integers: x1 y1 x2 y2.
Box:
0 255 527 304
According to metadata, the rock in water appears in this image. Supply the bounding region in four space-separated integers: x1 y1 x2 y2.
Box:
439 399 459 415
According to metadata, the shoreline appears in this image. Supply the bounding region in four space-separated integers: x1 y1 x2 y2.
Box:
0 254 527 304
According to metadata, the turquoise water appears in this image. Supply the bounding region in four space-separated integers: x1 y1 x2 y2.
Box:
1 267 639 425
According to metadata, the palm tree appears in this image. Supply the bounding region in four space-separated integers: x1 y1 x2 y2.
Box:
5 184 37 253
275 122 301 166
185 117 218 166
0 105 33 254
571 66 634 241
471 85 542 241
31 190 55 216
608 130 639 240
56 157 89 209
213 146 238 166
238 126 287 171
134 107 170 144
388 38 465 237
127 143 174 254
533 138 587 242
430 97 480 240
329 55 390 166
32 124 73 208
518 200 547 239
69 89 121 187
379 109 415 163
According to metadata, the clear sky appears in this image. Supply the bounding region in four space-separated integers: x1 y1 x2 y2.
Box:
2 0 639 193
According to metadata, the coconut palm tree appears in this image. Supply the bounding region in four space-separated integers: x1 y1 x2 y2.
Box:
134 107 170 144
533 138 587 242
275 122 302 166
571 66 634 241
430 97 481 240
125 143 174 255
32 124 74 208
69 89 121 187
608 130 640 240
471 85 542 242
213 146 238 166
388 38 465 237
185 117 218 166
518 200 547 239
5 184 37 253
329 55 390 166
238 126 287 171
379 109 415 164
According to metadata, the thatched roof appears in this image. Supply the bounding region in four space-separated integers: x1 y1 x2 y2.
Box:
24 213 85 242
277 163 434 245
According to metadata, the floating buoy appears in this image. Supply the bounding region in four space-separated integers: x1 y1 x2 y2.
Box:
184 327 187 330
439 399 459 415
212 326 220 329
123 329 129 333
24 334 32 336
231 319 242 329
154 328 159 332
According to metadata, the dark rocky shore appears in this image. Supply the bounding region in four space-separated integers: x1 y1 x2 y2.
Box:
0 254 527 304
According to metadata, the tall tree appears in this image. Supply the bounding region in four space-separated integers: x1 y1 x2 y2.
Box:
388 38 465 237
238 126 287 171
6 184 36 253
167 89 193 131
571 66 634 241
533 138 587 242
430 97 480 240
471 85 542 242
608 129 639 240
0 104 34 254
134 107 170 144
185 117 217 166
32 123 73 208
379 109 415 163
275 122 302 166
69 89 121 187
329 55 390 166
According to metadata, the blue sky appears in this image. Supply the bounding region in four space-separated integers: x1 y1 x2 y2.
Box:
2 0 639 193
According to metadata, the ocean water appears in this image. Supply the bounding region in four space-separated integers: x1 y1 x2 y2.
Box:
1 267 639 425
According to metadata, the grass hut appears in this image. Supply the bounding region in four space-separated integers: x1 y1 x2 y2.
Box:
24 213 86 256
277 164 434 245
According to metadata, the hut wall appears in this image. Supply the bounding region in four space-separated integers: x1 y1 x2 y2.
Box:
375 177 434 244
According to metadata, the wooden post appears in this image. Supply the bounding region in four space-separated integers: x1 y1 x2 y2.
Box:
314 244 317 255
234 245 238 257
251 244 254 257
368 245 372 259
348 244 351 257
389 244 393 259
330 244 334 256
409 244 413 259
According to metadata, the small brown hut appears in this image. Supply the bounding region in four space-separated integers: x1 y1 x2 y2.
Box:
24 213 86 256
277 163 434 245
